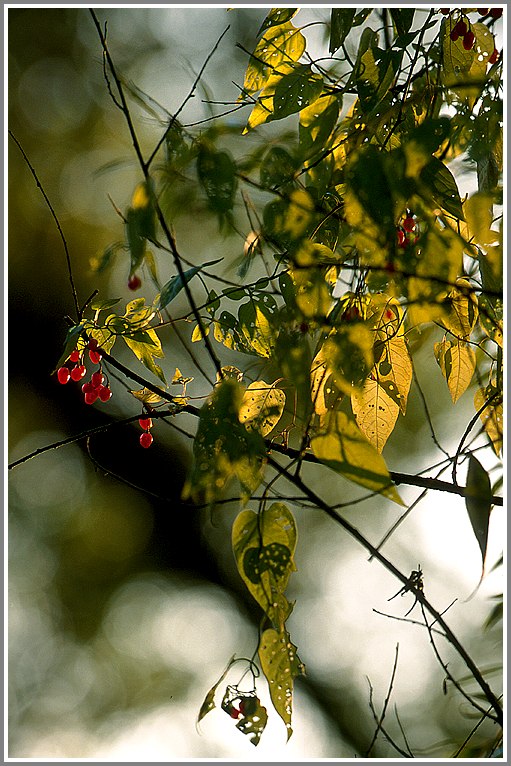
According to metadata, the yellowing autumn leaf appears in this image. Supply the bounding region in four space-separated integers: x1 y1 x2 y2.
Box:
474 386 503 456
440 278 479 339
351 378 400 453
239 381 286 436
434 338 476 403
311 410 403 504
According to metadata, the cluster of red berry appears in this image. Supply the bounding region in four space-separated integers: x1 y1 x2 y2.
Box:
57 338 112 404
440 8 501 59
138 416 154 448
396 214 419 248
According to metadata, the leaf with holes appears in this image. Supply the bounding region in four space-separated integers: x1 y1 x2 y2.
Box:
312 410 403 504
351 378 400 453
182 380 266 505
372 334 412 415
232 503 297 629
239 381 286 436
465 454 493 573
329 8 356 53
233 695 268 746
258 628 305 741
257 8 299 37
434 339 476 403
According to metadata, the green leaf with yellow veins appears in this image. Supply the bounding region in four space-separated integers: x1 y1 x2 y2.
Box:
239 381 286 436
258 628 305 741
474 386 503 457
242 22 306 97
311 411 403 503
232 503 297 628
434 339 476 404
351 378 400 453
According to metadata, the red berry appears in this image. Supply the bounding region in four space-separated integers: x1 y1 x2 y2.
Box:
463 31 475 49
91 371 104 388
98 385 112 402
139 432 153 448
128 274 142 291
81 381 94 394
454 19 468 35
229 706 241 719
139 417 153 430
490 9 503 18
385 261 396 273
84 390 99 405
477 8 490 15
403 217 415 232
396 229 406 245
57 366 71 385
70 365 86 381
70 349 81 363
88 338 98 351
440 8 450 14
488 48 499 63
89 349 102 365
450 29 460 41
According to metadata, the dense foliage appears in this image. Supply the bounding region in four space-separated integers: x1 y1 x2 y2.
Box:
11 6 503 756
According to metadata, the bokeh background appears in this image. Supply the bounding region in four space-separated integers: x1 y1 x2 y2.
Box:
8 7 504 759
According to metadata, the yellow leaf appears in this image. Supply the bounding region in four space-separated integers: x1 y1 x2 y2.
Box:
465 192 499 248
243 64 294 132
441 278 479 339
474 386 503 456
434 339 476 403
131 181 150 209
374 335 412 414
351 378 400 453
242 22 306 96
311 411 403 504
239 381 286 436
292 267 332 320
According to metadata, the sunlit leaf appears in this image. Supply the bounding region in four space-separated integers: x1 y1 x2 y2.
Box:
440 278 479 339
242 22 306 96
465 454 493 572
434 339 476 403
474 386 503 456
123 328 166 384
130 387 164 405
232 503 297 628
311 411 403 503
258 628 305 741
239 381 286 436
197 655 236 724
351 378 400 453
299 95 339 162
272 65 324 121
257 8 299 37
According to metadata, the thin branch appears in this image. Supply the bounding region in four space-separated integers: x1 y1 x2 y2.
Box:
451 389 501 485
366 644 406 756
8 130 80 320
265 454 503 725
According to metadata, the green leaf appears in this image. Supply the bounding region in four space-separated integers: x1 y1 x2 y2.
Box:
345 145 395 236
53 322 85 373
90 297 122 312
197 655 236 724
329 8 356 53
272 65 324 121
197 147 238 221
258 628 305 740
419 157 464 220
230 693 268 746
389 9 414 37
125 182 156 276
260 146 298 190
183 380 266 505
465 455 493 571
257 8 299 37
311 411 403 504
157 258 223 311
239 381 286 436
90 241 125 274
232 502 297 628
